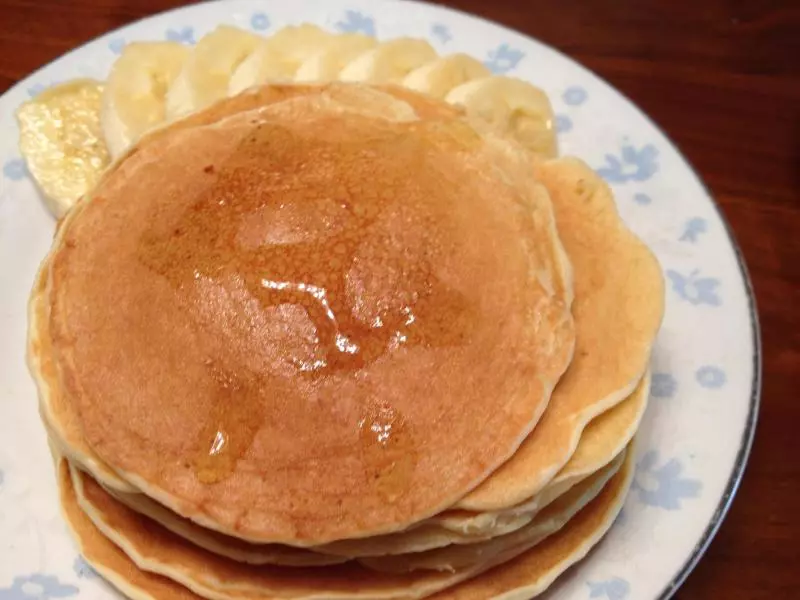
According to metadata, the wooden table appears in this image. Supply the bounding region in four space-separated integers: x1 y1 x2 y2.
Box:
1 0 797 597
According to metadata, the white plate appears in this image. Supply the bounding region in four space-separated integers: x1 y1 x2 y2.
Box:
0 1 760 598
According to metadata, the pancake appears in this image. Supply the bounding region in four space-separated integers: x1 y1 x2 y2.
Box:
455 156 664 511
32 83 575 545
56 445 633 600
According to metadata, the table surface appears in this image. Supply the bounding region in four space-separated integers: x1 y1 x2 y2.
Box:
1 0 798 597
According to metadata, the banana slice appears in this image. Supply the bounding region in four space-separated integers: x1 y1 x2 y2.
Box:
446 76 558 158
294 33 377 82
228 24 334 95
166 25 262 119
16 80 109 217
102 42 190 158
338 38 438 84
402 53 490 99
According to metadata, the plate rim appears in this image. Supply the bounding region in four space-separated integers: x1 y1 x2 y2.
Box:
0 1 762 597
652 175 762 598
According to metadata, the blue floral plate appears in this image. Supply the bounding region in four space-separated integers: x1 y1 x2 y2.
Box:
0 1 759 598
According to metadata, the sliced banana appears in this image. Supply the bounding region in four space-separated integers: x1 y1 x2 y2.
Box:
338 38 438 84
294 33 377 82
166 25 262 119
446 76 558 158
402 53 490 99
17 80 109 217
102 42 190 158
228 24 334 95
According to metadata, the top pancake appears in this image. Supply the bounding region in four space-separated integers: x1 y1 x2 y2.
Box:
36 83 575 545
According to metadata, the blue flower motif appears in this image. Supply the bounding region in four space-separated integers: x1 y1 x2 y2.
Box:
431 23 452 44
633 192 652 205
696 365 726 389
250 12 270 31
0 574 79 600
651 372 677 398
588 578 631 600
666 269 722 306
166 26 195 45
596 143 659 183
27 83 47 97
3 158 26 181
555 114 572 133
562 86 588 106
72 556 97 580
108 38 126 54
680 217 708 242
634 450 702 510
484 44 524 74
336 10 375 36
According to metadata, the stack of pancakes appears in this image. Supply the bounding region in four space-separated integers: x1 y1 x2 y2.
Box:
27 83 664 599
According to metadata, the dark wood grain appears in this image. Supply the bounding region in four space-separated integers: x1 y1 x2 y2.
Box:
1 1 798 597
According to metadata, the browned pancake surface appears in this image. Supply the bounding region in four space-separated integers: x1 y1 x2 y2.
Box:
44 84 574 544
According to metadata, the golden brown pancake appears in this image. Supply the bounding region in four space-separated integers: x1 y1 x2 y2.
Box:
456 157 664 511
33 83 575 545
56 445 633 600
